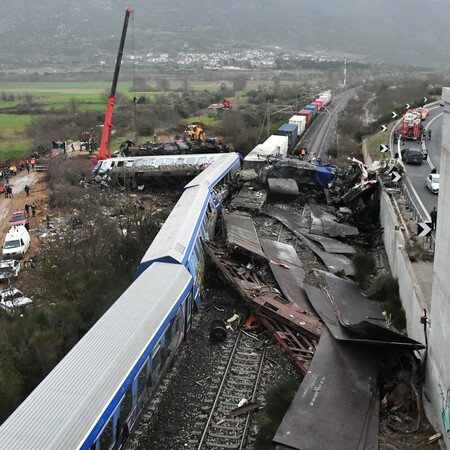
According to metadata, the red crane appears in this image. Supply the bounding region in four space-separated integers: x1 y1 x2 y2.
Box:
92 8 134 164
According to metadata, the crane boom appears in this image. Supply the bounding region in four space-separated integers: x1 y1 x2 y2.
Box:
94 7 134 164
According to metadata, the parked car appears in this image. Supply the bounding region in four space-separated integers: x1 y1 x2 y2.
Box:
2 225 31 259
401 148 423 165
0 287 32 314
0 259 21 281
9 210 29 230
426 173 440 194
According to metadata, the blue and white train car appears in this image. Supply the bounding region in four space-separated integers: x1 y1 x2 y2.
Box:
92 153 228 176
0 262 194 450
136 184 216 311
184 152 242 207
137 153 242 309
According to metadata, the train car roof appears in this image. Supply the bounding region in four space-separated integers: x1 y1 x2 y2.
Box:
96 153 227 174
139 185 210 270
0 263 193 450
183 152 241 190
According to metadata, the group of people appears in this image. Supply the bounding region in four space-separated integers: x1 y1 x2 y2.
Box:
395 128 432 144
418 129 432 144
24 202 37 217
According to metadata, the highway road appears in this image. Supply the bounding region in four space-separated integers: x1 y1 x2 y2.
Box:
400 104 443 219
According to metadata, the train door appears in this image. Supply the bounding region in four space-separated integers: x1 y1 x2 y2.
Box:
185 290 194 339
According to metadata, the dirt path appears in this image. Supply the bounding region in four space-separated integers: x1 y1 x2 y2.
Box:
0 169 47 249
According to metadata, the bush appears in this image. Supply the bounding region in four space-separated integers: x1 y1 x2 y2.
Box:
352 251 376 288
367 275 406 330
255 377 301 449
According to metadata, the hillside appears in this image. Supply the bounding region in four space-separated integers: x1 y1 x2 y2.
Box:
1 0 450 68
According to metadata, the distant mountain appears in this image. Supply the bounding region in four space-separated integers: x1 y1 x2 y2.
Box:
1 0 450 69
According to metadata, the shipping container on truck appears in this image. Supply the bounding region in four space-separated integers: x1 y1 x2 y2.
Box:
289 115 307 136
277 123 298 147
298 109 313 126
304 104 318 118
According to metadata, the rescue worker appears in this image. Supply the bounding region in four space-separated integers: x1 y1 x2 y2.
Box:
31 203 36 217
300 147 307 160
24 184 30 196
428 129 432 140
430 207 437 231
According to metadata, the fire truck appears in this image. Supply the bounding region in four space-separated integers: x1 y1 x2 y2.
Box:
400 111 422 140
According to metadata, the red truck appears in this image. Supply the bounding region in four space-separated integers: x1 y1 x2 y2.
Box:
401 111 422 140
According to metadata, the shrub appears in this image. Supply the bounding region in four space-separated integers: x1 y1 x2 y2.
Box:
255 377 301 449
352 252 376 289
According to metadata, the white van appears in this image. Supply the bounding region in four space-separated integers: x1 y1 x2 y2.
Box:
2 226 31 259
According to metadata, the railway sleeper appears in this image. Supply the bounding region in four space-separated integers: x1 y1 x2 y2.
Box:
208 432 242 440
205 441 241 448
226 378 255 386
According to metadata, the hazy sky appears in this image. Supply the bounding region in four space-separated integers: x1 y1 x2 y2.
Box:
1 0 450 68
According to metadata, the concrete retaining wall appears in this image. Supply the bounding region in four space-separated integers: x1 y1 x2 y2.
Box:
379 190 427 345
378 89 450 448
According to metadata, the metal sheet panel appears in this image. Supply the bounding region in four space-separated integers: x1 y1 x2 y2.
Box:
300 234 355 276
274 329 380 450
309 203 359 237
298 231 356 254
223 212 265 259
260 238 313 314
267 178 300 195
230 188 267 212
305 277 425 349
0 263 193 450
262 205 309 233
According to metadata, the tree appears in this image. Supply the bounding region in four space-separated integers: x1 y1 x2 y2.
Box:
131 76 151 92
155 77 170 92
220 110 248 150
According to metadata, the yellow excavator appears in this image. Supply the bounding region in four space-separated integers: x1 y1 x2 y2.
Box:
184 124 204 141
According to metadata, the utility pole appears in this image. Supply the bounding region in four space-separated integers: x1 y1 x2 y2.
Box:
343 54 347 90
133 97 138 144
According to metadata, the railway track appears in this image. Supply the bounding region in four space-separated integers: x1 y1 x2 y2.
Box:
300 90 353 157
191 330 266 450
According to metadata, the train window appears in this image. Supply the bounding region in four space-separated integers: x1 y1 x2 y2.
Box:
198 157 206 166
90 442 97 450
98 417 113 450
165 319 173 344
174 309 183 334
206 203 212 220
187 158 195 165
120 387 133 422
137 362 148 399
151 345 162 374
176 158 184 165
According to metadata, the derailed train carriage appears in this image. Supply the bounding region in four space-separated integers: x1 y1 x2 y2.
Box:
0 153 242 450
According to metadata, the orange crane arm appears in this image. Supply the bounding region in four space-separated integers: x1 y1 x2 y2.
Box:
93 7 134 164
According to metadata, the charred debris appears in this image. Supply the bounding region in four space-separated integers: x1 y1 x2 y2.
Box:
118 137 231 157
202 155 426 449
